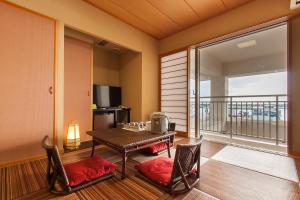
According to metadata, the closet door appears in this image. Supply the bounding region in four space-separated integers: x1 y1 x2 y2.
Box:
64 37 92 142
0 2 55 164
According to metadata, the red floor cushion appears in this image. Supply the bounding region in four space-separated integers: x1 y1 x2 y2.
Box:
64 155 117 187
148 142 168 154
148 142 174 154
135 157 173 186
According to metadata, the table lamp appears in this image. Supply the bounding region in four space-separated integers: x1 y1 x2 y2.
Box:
65 122 80 150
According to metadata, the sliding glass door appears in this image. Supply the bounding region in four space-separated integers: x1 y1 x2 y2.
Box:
191 23 288 151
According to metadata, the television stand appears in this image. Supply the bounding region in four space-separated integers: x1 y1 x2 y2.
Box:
93 107 131 128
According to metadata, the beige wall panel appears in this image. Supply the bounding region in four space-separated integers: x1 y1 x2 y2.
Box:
93 47 120 86
120 52 142 121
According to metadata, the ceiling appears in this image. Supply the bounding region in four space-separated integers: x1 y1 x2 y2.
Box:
83 0 253 39
201 24 287 63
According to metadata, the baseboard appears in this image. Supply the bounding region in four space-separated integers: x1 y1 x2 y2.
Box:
0 154 47 168
1 140 96 168
0 149 65 169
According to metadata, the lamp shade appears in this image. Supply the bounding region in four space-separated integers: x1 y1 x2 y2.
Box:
65 123 80 150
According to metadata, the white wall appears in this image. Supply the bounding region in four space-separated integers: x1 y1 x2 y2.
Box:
200 51 223 77
200 51 226 97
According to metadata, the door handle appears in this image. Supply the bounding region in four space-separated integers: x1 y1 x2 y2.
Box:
49 86 53 95
88 91 90 96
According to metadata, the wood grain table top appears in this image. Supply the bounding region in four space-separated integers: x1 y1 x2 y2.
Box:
87 128 176 148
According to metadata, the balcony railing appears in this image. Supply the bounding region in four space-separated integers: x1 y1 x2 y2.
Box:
193 95 287 145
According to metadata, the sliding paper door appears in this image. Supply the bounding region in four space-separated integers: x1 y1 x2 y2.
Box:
64 37 92 142
161 51 188 134
0 2 55 165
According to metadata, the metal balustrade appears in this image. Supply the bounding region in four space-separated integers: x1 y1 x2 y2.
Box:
192 95 288 145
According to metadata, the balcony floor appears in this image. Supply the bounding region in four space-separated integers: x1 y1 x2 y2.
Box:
190 118 288 151
0 138 299 200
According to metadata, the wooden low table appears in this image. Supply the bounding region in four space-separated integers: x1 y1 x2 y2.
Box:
87 129 176 179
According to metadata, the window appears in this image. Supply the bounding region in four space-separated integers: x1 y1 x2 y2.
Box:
160 50 188 132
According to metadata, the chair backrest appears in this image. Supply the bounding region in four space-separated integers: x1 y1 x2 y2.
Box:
170 135 203 185
42 136 69 187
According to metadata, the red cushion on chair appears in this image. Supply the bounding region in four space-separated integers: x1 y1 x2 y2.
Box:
148 142 168 154
135 157 173 186
64 155 117 187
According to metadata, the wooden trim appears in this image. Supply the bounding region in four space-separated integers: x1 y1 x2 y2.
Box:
158 55 162 111
0 154 47 169
285 15 300 156
186 48 190 137
53 21 58 145
90 42 94 140
287 19 293 155
287 11 300 21
160 47 189 57
0 147 63 168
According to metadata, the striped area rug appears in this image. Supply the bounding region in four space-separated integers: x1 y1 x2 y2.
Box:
0 147 174 200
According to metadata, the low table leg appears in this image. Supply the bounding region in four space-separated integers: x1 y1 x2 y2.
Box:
167 139 171 158
121 151 128 179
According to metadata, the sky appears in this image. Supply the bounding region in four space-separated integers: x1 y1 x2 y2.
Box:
192 71 287 97
228 72 287 96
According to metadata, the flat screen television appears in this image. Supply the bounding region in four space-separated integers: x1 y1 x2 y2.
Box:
93 85 122 108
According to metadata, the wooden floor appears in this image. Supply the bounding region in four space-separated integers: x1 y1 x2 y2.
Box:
1 138 299 200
